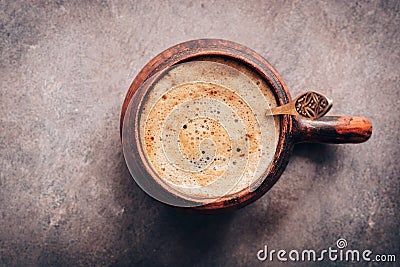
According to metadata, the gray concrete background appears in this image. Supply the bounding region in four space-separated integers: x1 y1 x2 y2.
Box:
0 0 399 266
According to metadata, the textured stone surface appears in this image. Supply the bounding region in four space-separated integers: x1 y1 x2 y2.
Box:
0 1 399 266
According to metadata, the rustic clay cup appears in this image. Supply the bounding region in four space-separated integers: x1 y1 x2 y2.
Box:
121 39 372 212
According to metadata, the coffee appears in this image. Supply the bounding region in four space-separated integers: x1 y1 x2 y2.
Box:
138 60 280 202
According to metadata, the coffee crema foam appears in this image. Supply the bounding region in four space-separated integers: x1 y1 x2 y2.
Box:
139 60 279 202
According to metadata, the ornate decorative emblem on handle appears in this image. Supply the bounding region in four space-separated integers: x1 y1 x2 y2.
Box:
270 91 333 120
294 91 332 119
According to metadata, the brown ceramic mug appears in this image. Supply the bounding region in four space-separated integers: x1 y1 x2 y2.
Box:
121 39 372 212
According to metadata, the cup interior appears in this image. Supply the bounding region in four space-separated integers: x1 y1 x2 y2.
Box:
122 56 282 207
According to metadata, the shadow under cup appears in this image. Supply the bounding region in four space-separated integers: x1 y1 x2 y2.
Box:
121 39 372 212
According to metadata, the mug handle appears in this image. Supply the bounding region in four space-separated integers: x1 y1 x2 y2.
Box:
292 116 372 144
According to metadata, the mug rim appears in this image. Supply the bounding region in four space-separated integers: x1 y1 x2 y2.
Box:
121 39 294 212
